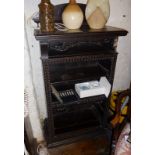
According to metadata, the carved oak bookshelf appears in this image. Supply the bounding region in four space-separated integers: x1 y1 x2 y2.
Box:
34 3 128 154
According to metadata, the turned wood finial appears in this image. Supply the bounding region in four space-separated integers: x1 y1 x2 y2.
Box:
70 0 76 4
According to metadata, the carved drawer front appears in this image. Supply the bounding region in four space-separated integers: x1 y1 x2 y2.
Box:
49 38 114 52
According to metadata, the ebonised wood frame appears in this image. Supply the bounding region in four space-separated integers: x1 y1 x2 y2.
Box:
34 3 128 153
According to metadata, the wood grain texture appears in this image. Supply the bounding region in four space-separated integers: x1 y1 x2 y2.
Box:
48 137 109 155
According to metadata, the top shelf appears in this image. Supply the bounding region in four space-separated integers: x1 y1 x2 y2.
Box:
33 3 128 41
34 25 128 41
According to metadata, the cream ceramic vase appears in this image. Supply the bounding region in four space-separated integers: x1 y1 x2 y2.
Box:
85 0 110 29
62 0 84 29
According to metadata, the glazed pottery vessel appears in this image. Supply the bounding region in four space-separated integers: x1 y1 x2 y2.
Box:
85 0 110 29
62 0 84 29
39 0 55 32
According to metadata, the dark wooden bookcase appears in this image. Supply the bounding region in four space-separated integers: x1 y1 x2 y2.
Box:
34 3 128 153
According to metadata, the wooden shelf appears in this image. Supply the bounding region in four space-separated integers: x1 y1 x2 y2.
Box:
54 107 100 135
50 81 106 107
50 62 110 83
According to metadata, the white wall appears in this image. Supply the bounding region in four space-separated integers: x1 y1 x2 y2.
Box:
107 0 131 90
24 19 44 142
24 0 130 140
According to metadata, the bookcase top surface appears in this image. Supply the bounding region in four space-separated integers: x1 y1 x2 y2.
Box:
34 26 128 41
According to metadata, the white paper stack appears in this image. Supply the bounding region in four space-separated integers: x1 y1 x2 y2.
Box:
75 77 111 98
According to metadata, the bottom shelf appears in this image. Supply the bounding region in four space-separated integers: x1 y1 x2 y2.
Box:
54 107 100 134
44 118 112 149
